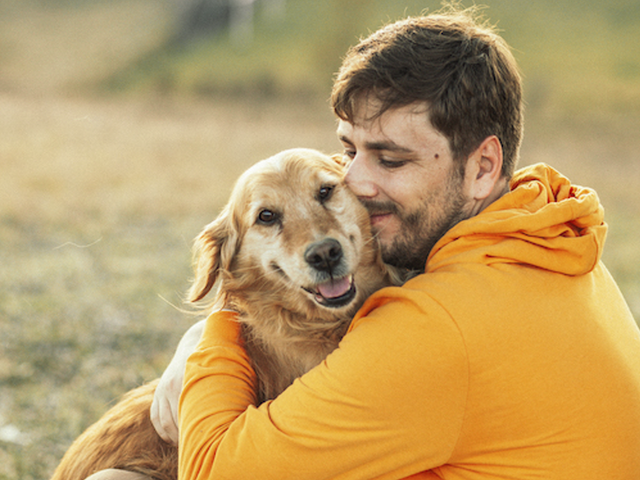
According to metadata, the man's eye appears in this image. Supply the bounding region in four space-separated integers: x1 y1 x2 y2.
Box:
318 185 334 203
343 150 355 160
257 209 278 225
379 158 407 169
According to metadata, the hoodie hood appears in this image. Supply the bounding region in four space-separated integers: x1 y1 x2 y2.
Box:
427 163 607 276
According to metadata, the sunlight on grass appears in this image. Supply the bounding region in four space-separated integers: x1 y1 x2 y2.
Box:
0 91 339 477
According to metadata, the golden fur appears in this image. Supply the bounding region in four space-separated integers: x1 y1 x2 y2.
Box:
51 148 404 480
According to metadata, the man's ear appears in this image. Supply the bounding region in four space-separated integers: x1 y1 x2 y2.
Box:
465 135 504 201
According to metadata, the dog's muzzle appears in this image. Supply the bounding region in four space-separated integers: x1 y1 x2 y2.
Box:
303 275 357 308
302 238 357 308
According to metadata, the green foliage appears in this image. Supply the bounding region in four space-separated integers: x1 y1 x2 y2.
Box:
489 0 640 113
103 0 640 113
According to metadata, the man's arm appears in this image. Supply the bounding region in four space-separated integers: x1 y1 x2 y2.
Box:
151 318 205 445
179 295 468 479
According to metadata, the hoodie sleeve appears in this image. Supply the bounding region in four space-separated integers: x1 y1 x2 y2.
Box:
178 292 468 480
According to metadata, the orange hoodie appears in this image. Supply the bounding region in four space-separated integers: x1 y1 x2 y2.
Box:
179 163 640 479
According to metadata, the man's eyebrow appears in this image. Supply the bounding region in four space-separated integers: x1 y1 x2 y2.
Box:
338 135 413 154
338 134 353 146
365 140 413 153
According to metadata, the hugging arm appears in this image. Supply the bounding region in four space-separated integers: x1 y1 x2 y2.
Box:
150 319 206 445
179 299 467 480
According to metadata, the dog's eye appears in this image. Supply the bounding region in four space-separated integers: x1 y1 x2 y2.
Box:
257 209 278 225
318 185 334 203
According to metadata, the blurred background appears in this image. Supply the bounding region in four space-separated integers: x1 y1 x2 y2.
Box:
0 0 638 478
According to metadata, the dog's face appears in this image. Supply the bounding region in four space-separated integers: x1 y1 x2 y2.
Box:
189 148 386 323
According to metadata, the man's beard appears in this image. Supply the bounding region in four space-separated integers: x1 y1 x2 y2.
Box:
361 172 468 272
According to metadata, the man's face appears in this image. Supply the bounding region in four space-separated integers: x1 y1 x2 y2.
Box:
337 100 473 271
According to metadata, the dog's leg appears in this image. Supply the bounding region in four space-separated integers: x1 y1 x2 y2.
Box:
50 380 178 480
84 469 152 480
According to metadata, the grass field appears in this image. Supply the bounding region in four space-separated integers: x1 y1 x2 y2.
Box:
0 1 638 478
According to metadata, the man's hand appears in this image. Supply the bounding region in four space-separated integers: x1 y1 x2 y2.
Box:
151 319 205 445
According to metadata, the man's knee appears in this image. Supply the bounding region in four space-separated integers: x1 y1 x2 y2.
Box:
84 469 152 480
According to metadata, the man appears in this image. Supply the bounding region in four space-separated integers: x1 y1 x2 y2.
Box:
155 7 640 479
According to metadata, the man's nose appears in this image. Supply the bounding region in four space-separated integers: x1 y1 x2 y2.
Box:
344 154 378 198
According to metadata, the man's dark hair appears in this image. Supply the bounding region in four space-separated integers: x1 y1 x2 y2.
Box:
331 5 524 178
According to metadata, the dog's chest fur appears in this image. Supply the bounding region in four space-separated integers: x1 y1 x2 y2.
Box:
240 313 350 404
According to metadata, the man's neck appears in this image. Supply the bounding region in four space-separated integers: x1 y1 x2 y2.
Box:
469 176 509 217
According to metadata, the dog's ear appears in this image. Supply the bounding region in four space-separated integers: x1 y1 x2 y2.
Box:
331 153 349 168
188 208 239 302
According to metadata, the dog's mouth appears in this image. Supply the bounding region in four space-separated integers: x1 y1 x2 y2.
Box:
303 275 356 308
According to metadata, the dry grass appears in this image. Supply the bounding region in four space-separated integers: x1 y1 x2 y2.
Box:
0 1 638 479
0 92 342 478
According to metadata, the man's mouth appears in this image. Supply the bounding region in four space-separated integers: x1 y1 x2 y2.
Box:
358 199 397 229
303 275 357 308
369 212 393 228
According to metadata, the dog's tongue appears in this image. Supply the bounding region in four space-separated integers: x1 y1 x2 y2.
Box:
317 276 351 299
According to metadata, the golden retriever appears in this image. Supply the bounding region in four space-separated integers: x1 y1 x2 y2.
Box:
50 148 405 480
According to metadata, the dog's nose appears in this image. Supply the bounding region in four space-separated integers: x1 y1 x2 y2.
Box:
305 238 343 273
